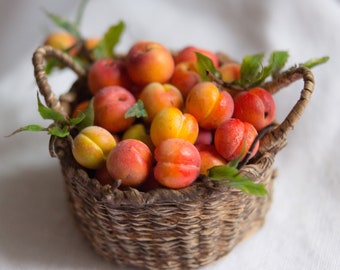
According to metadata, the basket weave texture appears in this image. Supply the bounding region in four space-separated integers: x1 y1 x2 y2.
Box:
32 45 314 270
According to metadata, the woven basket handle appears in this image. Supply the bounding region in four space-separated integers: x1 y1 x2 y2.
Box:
260 66 315 154
32 45 86 116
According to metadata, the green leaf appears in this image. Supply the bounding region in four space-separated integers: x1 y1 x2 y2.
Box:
268 51 289 74
225 177 267 196
93 21 125 59
5 125 47 137
48 125 70 137
125 99 148 119
301 56 329 69
239 53 265 87
75 99 94 130
208 164 268 196
45 10 81 39
75 0 89 28
208 165 239 180
37 93 66 123
45 58 60 74
69 112 86 126
196 52 221 81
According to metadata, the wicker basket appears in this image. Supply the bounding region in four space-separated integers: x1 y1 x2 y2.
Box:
32 45 314 270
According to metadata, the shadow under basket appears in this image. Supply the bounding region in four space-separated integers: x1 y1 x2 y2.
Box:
32 45 315 270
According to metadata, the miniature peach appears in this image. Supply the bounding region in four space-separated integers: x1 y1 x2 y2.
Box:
154 138 201 189
122 123 155 152
218 62 241 83
214 118 259 161
44 31 77 55
71 100 90 118
87 58 131 95
93 86 136 133
195 144 227 175
72 126 117 169
233 87 276 131
106 139 153 187
170 61 201 98
150 107 199 146
139 82 184 122
175 46 219 67
126 40 175 86
185 82 234 129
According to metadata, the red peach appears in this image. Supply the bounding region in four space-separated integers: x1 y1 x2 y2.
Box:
185 82 234 130
106 139 153 187
233 87 276 131
195 128 213 145
195 144 227 175
72 126 117 169
139 82 184 122
154 138 201 189
93 86 136 133
175 46 219 67
87 58 131 95
126 40 175 86
170 61 201 98
214 118 259 161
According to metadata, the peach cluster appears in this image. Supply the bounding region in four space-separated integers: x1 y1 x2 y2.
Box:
54 39 277 191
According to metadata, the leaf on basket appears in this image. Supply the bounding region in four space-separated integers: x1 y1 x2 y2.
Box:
48 125 70 138
5 125 47 137
93 21 125 59
207 164 267 196
44 11 81 39
75 98 94 130
301 56 329 69
37 93 66 123
196 52 221 81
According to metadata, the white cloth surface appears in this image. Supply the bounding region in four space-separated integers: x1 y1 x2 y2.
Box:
0 0 339 269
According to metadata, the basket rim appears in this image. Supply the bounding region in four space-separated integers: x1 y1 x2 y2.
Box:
55 136 275 206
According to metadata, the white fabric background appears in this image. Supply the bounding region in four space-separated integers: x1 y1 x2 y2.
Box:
0 0 339 269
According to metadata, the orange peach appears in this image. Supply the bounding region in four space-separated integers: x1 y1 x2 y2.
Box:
44 31 77 54
84 37 100 51
87 58 131 95
72 126 117 169
175 46 219 67
150 107 199 146
139 82 184 122
93 86 136 133
126 40 175 86
72 100 90 118
214 118 259 161
154 138 201 189
195 144 227 175
233 87 276 131
218 62 241 83
185 82 234 130
106 139 153 187
170 61 201 98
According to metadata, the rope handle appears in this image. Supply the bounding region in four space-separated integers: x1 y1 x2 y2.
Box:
260 66 315 154
32 45 86 116
32 45 315 155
